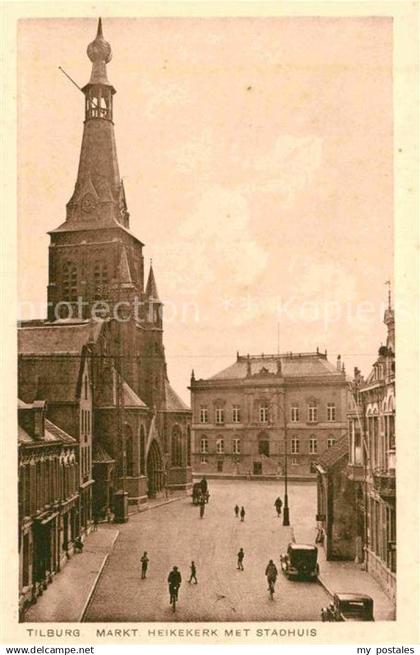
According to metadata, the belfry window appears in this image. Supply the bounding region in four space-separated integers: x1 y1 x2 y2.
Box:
63 262 78 302
94 261 109 299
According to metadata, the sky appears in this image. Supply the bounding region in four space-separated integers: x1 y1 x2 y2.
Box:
17 17 393 403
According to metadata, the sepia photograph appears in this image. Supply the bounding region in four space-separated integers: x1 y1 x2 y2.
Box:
1 3 417 646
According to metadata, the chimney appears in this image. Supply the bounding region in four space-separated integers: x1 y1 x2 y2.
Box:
191 369 195 384
336 354 341 371
246 354 251 377
32 400 46 440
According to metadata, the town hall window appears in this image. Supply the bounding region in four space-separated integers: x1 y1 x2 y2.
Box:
200 406 208 423
200 437 208 454
309 437 317 454
327 402 336 421
327 436 336 448
291 404 299 422
232 405 241 423
216 438 224 454
259 402 269 423
308 401 318 423
233 438 241 454
258 437 269 457
291 438 300 454
215 407 224 425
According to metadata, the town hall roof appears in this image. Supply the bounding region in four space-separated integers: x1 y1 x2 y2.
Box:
209 352 340 381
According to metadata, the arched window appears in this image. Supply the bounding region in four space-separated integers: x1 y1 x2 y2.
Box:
139 425 146 475
259 401 269 423
171 425 183 466
125 425 134 476
63 262 78 302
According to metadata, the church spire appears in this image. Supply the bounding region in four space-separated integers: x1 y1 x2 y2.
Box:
146 261 160 301
53 18 131 231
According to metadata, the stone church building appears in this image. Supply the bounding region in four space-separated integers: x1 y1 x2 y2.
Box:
18 18 192 536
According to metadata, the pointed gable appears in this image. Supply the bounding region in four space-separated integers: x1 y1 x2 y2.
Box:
145 264 160 301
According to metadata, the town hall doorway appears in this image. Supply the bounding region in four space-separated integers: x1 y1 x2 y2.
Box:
146 439 163 497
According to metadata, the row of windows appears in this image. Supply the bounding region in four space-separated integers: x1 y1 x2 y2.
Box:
199 436 336 455
199 402 337 425
199 456 327 467
19 455 78 518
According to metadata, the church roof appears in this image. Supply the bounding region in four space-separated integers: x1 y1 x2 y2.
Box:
208 353 341 381
122 378 147 408
45 419 77 444
164 379 190 412
18 320 103 355
316 435 348 471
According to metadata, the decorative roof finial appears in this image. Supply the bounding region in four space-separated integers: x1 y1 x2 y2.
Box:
87 18 112 85
385 279 392 310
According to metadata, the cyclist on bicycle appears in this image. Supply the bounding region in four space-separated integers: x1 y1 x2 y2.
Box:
168 566 182 604
265 559 278 593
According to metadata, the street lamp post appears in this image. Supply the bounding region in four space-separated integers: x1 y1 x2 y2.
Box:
282 391 290 526
282 426 290 526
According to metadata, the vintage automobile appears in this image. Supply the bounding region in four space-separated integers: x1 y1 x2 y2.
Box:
280 543 319 580
321 593 374 622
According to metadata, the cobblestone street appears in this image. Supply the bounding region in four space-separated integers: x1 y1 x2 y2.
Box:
84 480 330 622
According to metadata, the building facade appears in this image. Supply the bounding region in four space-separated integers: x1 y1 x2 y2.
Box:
347 299 396 599
315 435 358 560
18 400 79 614
190 351 348 477
18 19 192 525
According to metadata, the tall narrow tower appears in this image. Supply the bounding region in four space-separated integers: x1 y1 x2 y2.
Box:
47 19 144 321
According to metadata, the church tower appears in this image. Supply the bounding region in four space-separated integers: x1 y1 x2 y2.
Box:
47 19 144 323
42 19 191 499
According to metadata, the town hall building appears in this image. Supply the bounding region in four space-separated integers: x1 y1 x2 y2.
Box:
190 350 348 477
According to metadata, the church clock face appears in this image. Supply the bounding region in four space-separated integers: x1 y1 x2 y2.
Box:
81 193 97 213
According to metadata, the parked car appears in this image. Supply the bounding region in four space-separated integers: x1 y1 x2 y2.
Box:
321 593 374 621
280 543 319 580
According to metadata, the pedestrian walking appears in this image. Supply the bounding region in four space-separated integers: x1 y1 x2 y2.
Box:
234 504 239 518
274 497 283 517
237 547 245 571
199 497 205 518
140 551 149 579
188 561 198 584
106 506 113 523
240 506 245 522
92 513 99 531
